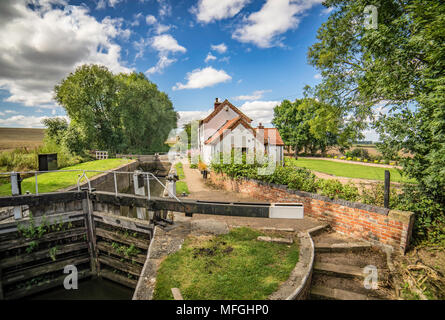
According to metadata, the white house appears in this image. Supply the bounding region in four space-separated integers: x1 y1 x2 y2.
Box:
198 98 284 164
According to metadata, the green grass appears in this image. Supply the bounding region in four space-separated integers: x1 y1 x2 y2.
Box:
175 162 189 195
287 158 414 183
175 162 185 180
0 159 131 196
175 181 189 195
153 227 299 300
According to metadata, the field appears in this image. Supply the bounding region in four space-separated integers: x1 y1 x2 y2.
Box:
0 127 45 151
289 158 414 183
0 159 130 196
153 227 299 300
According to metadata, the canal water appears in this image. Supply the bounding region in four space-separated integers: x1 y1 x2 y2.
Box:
27 173 168 300
27 278 133 300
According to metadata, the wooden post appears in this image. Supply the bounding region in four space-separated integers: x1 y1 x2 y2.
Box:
384 170 390 208
11 173 23 220
83 193 99 275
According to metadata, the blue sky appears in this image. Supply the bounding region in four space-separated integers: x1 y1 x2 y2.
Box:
0 0 379 140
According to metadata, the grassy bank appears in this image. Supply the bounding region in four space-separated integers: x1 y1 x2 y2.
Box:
153 227 299 300
0 159 131 196
289 158 414 183
174 162 189 195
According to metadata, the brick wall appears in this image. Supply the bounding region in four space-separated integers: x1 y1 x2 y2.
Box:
209 172 415 254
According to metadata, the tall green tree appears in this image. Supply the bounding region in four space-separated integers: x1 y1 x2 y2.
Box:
116 72 178 153
54 64 122 152
54 65 178 154
308 0 444 243
272 97 350 156
308 0 445 203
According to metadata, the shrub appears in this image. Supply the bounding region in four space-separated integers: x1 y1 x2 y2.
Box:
374 160 379 164
347 157 352 161
334 156 338 159
364 159 368 162
317 179 359 201
393 184 445 246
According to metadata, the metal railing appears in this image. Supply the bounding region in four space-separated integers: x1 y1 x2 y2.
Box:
0 169 180 202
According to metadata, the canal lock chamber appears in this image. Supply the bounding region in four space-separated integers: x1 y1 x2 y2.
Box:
0 161 172 300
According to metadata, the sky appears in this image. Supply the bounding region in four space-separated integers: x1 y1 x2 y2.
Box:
0 0 379 141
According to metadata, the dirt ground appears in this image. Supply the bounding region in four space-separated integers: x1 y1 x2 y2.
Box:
0 127 45 151
392 246 445 299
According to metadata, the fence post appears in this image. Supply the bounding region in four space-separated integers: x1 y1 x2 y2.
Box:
133 170 147 220
384 170 390 208
11 172 23 219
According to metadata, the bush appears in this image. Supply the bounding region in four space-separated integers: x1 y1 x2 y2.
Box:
393 185 445 247
348 148 369 159
317 179 359 201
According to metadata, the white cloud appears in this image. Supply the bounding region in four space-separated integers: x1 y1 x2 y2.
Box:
239 100 280 125
0 0 131 107
191 0 250 23
157 0 172 18
146 14 157 25
314 73 322 79
211 43 227 54
177 109 212 127
0 115 47 128
4 110 18 114
204 53 217 63
156 24 171 34
233 0 323 48
151 34 186 53
173 67 232 90
131 13 143 27
145 34 186 74
96 0 123 10
234 90 271 101
146 55 176 74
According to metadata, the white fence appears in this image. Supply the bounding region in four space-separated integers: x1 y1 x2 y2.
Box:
95 151 108 160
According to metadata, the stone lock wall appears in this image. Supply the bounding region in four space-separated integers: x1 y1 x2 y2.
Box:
209 172 415 254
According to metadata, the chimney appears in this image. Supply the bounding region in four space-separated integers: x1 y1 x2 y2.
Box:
258 123 264 129
214 98 221 109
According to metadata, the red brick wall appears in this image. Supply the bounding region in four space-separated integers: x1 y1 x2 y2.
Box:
209 172 415 254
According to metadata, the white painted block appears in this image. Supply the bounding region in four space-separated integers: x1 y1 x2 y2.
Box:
269 203 304 219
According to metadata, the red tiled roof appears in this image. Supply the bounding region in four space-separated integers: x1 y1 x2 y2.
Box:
201 99 252 124
255 128 284 146
205 116 255 144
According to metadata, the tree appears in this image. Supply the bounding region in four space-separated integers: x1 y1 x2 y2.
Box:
54 65 178 154
308 0 445 202
272 96 349 156
54 64 122 152
116 72 178 153
41 117 68 144
308 0 444 243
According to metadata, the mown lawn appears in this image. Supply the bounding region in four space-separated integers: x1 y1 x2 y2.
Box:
288 158 415 183
153 227 299 300
0 159 131 196
175 162 189 195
